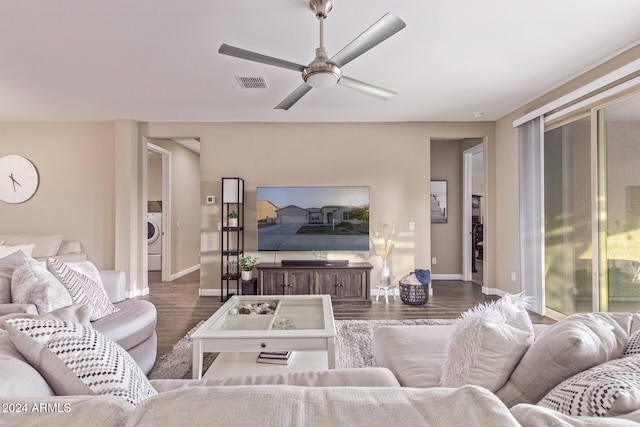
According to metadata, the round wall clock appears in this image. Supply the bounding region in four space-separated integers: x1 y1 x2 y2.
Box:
0 155 39 204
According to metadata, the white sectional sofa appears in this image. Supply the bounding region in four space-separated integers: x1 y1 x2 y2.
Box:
2 309 639 426
2 248 639 426
0 234 157 373
373 309 640 425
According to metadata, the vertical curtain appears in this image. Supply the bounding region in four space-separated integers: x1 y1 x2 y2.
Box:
519 117 545 314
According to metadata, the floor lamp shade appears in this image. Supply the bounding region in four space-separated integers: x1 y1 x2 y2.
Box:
222 178 244 203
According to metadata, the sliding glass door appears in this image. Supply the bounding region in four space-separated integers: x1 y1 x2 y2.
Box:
544 116 592 315
543 92 640 315
600 95 640 312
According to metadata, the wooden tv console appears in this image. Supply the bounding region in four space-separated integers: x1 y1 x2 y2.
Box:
256 262 373 304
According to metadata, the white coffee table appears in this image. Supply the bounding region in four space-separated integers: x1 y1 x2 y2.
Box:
191 295 336 379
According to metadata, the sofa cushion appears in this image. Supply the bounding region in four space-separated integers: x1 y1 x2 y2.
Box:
0 243 35 259
538 356 640 417
91 298 157 351
440 293 534 392
46 258 119 321
0 304 91 397
57 240 81 256
11 258 73 314
5 318 157 407
372 324 456 388
0 234 62 259
0 250 28 304
0 330 54 397
496 312 637 407
129 384 519 426
99 270 127 303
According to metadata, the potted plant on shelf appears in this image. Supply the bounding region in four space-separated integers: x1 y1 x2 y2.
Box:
239 255 259 280
228 210 238 228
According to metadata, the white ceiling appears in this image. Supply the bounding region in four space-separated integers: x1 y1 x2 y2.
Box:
1 0 640 123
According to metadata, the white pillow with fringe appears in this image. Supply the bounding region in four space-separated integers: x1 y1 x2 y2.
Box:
440 293 534 391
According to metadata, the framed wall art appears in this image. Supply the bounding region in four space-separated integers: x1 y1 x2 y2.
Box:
430 180 447 223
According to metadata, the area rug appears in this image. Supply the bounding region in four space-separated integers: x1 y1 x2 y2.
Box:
148 318 453 380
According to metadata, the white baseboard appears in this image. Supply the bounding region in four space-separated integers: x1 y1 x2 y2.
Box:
199 288 221 297
482 286 507 297
169 264 200 281
431 274 463 281
126 287 149 299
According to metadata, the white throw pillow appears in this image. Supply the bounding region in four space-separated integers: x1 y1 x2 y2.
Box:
440 293 534 391
0 250 28 304
46 258 119 321
4 318 156 407
538 356 640 417
0 244 35 259
496 312 637 406
10 258 73 314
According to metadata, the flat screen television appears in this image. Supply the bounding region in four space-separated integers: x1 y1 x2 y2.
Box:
257 186 370 252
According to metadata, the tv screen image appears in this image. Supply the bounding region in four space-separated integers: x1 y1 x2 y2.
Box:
257 186 370 252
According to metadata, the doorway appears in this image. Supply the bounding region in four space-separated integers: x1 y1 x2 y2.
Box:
462 143 485 285
145 142 172 284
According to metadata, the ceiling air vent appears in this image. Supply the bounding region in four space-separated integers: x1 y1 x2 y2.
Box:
235 76 268 89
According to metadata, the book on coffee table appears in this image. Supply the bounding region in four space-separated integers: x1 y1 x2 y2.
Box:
256 351 295 365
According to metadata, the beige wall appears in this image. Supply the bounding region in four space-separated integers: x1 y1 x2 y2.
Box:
493 109 523 293
140 121 494 292
0 122 116 269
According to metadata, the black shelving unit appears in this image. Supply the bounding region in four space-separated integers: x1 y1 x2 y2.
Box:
221 177 244 301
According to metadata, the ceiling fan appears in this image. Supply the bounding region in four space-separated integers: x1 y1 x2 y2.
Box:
218 0 406 110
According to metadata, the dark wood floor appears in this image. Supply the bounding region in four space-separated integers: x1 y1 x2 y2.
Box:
141 270 554 359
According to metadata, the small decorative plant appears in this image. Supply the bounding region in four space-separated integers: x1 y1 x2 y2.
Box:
238 255 259 272
228 210 239 227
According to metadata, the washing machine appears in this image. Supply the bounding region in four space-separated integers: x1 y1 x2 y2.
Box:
147 213 162 271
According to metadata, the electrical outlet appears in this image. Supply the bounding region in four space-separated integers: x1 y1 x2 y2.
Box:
206 195 215 204
432 257 437 265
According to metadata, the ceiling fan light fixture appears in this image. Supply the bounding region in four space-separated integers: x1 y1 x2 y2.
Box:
303 65 341 88
302 46 342 88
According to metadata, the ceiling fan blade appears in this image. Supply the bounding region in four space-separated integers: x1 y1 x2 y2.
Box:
274 83 313 110
330 13 406 68
338 76 396 100
219 44 306 72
